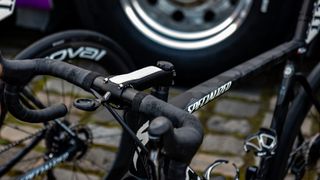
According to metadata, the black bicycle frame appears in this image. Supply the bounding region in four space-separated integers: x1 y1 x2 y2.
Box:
170 40 301 110
170 0 314 121
166 0 316 179
112 0 320 179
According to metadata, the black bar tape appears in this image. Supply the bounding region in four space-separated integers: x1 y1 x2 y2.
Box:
138 95 203 163
132 92 148 112
148 117 173 138
4 85 67 123
34 59 94 91
83 72 101 91
0 58 99 123
0 58 99 91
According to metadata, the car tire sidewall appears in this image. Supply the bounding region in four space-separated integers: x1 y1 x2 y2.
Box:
74 0 301 84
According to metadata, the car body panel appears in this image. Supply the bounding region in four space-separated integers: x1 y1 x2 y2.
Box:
16 0 52 10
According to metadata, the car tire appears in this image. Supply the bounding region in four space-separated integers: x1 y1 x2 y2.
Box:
74 0 302 85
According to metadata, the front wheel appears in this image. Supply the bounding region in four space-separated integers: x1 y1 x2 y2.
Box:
0 30 134 179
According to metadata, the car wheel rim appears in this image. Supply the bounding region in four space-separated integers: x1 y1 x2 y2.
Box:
121 0 253 50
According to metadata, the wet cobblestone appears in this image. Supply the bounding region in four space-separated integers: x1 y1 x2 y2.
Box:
207 116 251 135
201 135 245 155
215 100 260 118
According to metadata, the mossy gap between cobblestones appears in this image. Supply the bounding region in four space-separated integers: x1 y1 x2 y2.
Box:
55 163 105 177
0 138 11 145
92 144 118 153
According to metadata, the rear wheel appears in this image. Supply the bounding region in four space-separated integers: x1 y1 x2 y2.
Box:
265 62 320 179
0 30 133 179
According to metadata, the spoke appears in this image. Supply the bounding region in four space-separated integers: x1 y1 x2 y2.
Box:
25 86 37 99
43 76 51 106
67 84 79 121
61 80 66 105
19 93 37 110
22 86 46 109
70 87 78 110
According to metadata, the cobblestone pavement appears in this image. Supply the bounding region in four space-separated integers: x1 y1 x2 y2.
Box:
0 37 315 179
191 86 273 177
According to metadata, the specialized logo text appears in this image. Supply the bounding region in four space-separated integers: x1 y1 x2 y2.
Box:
187 81 232 113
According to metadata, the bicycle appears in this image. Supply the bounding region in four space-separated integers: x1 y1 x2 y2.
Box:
0 55 204 180
0 30 136 178
1 0 320 179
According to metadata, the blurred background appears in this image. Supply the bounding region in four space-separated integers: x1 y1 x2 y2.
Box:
0 0 319 179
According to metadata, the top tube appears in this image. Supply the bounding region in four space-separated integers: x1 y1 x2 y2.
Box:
169 41 302 113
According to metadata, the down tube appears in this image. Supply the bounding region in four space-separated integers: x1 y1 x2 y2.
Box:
169 41 301 112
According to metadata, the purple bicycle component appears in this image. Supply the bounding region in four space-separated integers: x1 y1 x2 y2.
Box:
16 0 52 10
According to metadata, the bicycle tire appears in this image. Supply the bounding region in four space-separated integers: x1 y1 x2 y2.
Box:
265 61 320 179
16 29 135 73
0 30 134 179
